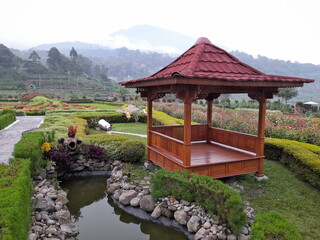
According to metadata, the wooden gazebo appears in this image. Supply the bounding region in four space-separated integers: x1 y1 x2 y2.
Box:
120 37 313 178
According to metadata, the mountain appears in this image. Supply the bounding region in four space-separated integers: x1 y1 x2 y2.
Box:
109 24 196 54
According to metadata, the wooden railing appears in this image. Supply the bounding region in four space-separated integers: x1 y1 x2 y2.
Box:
149 130 185 160
210 127 259 153
152 124 207 142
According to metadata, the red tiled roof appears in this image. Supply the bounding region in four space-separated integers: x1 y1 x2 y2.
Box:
120 37 314 85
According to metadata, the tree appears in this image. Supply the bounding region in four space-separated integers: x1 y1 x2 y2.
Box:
118 86 128 102
69 47 78 60
276 88 298 105
28 50 41 62
0 44 15 68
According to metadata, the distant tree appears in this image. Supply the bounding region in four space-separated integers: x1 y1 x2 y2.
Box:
118 86 128 102
28 50 41 62
69 47 78 60
47 47 64 72
276 88 299 105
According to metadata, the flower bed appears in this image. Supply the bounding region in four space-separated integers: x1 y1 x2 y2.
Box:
153 102 320 146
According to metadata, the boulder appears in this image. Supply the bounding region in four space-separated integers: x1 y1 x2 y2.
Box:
119 190 138 205
174 210 187 225
151 203 163 219
53 210 71 224
161 207 174 219
187 215 200 232
61 223 78 236
139 195 155 212
130 197 141 207
57 192 69 205
34 197 55 213
195 227 207 240
106 182 120 195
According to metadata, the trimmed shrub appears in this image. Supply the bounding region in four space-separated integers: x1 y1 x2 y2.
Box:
118 140 145 163
25 110 46 116
13 131 54 175
84 134 145 163
0 111 16 130
265 138 320 189
151 169 246 234
251 211 301 240
0 158 32 240
152 109 197 126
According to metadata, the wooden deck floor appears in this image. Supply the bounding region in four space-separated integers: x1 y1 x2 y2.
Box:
190 142 258 166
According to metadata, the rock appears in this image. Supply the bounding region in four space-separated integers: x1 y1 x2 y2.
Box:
181 200 190 206
130 197 141 207
195 227 207 240
174 210 187 225
227 235 237 240
210 225 218 233
113 189 123 200
45 227 57 234
34 197 55 213
35 213 41 221
168 205 177 211
151 203 162 219
122 183 131 190
218 233 227 240
161 207 174 219
106 183 120 195
57 192 69 205
53 210 71 224
204 221 211 229
113 170 123 179
60 223 78 236
119 190 138 205
55 201 63 211
41 212 50 221
31 225 43 233
139 195 155 212
183 206 191 212
241 226 249 235
28 233 37 240
187 215 200 232
47 219 56 225
112 160 121 166
238 234 249 240
72 165 85 172
204 234 218 240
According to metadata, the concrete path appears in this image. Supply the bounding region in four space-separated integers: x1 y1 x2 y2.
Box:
110 131 147 138
0 116 44 164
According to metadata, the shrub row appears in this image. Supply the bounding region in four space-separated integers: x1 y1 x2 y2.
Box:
0 158 32 240
265 138 320 189
251 211 301 240
0 110 16 130
152 109 197 126
62 99 94 103
83 134 145 163
13 131 54 175
25 110 46 116
150 169 246 234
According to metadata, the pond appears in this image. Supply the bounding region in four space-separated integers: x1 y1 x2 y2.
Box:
61 176 188 240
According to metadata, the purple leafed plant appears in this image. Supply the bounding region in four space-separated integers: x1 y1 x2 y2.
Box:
87 145 105 162
45 146 70 169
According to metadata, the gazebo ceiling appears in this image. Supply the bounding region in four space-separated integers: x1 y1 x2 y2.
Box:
120 37 314 89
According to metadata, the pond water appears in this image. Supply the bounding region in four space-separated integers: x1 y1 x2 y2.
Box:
61 177 188 240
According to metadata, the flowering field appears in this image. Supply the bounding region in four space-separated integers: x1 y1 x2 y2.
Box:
153 102 320 146
0 96 96 111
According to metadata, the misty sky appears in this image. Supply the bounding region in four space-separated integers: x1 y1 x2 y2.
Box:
1 0 319 65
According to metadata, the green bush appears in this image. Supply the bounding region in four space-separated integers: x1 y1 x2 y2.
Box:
118 140 145 163
151 169 246 234
251 211 301 240
0 111 16 130
0 158 32 240
84 134 146 163
265 138 320 189
25 110 46 116
152 109 197 126
13 131 54 175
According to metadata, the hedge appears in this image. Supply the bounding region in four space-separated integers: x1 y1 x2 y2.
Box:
152 109 197 126
13 131 55 175
265 138 320 189
83 134 145 163
0 110 16 130
0 158 32 240
251 211 301 240
151 169 246 234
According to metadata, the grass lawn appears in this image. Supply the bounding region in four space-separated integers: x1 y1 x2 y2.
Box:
112 123 147 135
227 160 320 240
79 103 119 111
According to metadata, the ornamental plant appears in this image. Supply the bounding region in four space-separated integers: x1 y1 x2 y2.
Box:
40 142 51 152
45 146 70 169
67 125 77 137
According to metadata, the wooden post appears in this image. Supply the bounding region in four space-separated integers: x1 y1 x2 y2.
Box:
183 89 192 167
206 100 212 143
147 95 153 163
256 94 266 177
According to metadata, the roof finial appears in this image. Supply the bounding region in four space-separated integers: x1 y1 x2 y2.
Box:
195 37 212 45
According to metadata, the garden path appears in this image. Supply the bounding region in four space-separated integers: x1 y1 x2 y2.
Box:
0 116 44 164
110 131 147 138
